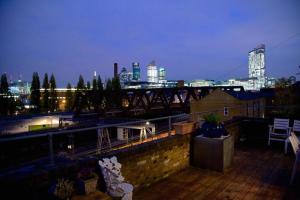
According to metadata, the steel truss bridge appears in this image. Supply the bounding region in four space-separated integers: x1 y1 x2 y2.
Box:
121 86 244 111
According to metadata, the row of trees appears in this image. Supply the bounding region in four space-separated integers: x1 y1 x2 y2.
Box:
71 75 122 115
30 72 122 115
31 72 58 112
0 73 17 116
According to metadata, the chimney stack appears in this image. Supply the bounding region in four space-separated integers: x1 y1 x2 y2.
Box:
114 63 118 78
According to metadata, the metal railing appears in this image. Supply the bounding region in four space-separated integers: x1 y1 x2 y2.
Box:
0 113 193 173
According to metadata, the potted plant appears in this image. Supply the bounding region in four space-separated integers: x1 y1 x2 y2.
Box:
200 114 227 138
77 167 98 195
193 114 233 172
51 178 74 200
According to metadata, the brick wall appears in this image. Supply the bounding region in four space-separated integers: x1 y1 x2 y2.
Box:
106 134 191 190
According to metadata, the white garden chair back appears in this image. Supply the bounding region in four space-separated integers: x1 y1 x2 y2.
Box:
268 118 291 150
292 120 300 133
99 156 133 200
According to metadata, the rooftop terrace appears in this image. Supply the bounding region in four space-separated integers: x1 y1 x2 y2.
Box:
1 115 299 200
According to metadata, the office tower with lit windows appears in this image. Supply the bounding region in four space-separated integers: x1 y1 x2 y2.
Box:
147 61 158 83
158 67 166 82
132 62 140 81
248 44 266 90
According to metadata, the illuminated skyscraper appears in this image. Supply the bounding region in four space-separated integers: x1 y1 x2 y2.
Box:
248 44 266 90
158 67 166 82
147 61 158 83
132 62 140 81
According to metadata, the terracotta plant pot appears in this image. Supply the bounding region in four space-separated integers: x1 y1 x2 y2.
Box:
173 121 196 135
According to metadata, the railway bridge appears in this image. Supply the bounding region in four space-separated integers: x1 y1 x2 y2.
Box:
121 86 244 112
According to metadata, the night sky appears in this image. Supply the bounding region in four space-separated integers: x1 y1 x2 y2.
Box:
0 0 300 86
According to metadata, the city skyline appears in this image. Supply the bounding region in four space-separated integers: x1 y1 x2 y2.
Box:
1 0 300 86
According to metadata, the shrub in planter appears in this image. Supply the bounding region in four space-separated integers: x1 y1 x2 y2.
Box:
200 114 227 138
49 178 74 200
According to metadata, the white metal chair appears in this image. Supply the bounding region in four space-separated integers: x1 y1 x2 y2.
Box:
268 118 291 150
99 156 133 200
292 120 300 134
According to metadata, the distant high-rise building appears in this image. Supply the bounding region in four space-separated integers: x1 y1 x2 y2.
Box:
119 67 128 83
158 67 166 82
119 67 133 84
147 61 158 83
114 63 118 78
132 62 141 81
248 44 266 90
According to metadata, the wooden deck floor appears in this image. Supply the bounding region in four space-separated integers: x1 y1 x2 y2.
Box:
134 145 300 200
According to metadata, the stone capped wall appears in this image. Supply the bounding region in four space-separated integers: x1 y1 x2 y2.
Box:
109 134 191 190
